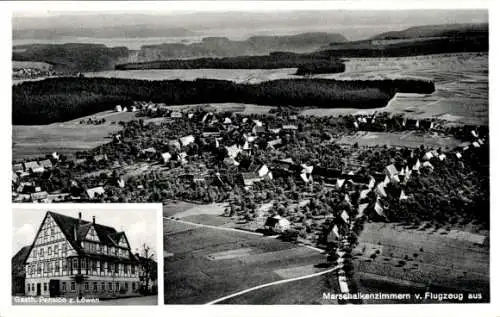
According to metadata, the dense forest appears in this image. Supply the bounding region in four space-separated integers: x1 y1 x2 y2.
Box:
13 43 130 72
320 35 488 58
13 77 434 125
115 52 345 73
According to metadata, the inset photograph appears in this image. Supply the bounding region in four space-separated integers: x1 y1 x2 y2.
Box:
12 204 160 305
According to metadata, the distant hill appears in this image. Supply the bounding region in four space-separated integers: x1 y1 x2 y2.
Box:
138 32 347 60
12 43 130 72
371 23 488 40
12 32 347 72
319 23 488 58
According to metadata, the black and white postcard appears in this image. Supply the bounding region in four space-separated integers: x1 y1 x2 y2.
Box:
4 1 498 316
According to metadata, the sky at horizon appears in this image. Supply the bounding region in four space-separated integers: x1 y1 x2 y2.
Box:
12 9 488 42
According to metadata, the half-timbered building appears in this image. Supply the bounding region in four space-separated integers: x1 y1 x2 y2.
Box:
24 211 141 298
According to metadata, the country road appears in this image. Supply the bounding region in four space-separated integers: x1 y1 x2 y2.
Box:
205 264 342 305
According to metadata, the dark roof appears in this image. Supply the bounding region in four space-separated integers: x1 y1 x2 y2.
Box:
48 211 125 252
264 217 280 227
12 246 31 275
312 166 342 179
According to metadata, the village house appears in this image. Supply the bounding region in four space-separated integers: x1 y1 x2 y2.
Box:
39 159 53 170
161 152 172 164
93 154 108 163
243 134 258 143
31 191 49 203
252 125 267 135
177 152 188 165
282 124 298 133
170 111 183 119
384 164 399 178
13 163 24 173
12 172 19 186
168 140 181 151
241 172 263 188
47 193 71 203
86 187 105 200
267 138 283 149
24 161 44 174
23 211 141 299
357 203 370 219
141 147 157 155
226 144 242 159
202 126 221 137
117 178 126 189
256 164 270 178
179 135 195 147
264 215 291 233
17 182 37 194
73 158 87 166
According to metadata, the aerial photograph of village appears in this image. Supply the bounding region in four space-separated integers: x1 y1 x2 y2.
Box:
11 6 489 305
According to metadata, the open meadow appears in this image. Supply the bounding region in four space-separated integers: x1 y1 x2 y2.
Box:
218 274 340 305
164 219 328 304
12 110 137 161
351 222 489 302
338 131 463 149
85 68 299 84
311 53 488 125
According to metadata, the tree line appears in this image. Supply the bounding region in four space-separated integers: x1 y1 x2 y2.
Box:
13 77 434 125
116 52 345 73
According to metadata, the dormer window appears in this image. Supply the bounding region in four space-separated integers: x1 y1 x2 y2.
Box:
86 226 100 242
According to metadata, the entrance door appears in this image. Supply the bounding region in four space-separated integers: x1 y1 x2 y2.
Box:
36 283 41 296
49 280 60 297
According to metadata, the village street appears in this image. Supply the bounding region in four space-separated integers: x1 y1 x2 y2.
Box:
12 295 158 305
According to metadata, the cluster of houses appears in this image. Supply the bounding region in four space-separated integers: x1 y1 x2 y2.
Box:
12 152 115 203
12 103 487 213
352 113 439 132
12 154 57 202
114 100 173 113
260 128 488 238
114 105 138 113
12 67 56 80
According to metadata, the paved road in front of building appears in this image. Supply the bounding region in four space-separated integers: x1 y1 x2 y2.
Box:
12 295 158 305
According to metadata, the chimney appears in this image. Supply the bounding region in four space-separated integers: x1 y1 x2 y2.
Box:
92 216 95 224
